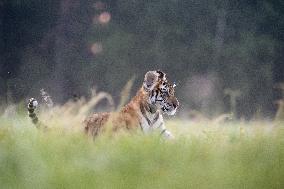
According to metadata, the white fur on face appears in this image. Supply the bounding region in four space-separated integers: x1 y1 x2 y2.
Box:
166 108 177 116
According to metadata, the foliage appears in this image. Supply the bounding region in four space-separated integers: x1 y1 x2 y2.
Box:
0 115 284 189
0 0 284 118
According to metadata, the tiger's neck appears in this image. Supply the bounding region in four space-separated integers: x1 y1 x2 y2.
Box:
120 88 172 138
127 88 165 133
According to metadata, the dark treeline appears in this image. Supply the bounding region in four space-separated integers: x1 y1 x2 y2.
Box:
0 0 283 119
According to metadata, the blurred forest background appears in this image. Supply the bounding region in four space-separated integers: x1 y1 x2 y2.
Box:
0 0 283 119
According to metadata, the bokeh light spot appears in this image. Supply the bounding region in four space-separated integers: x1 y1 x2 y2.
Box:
98 12 111 24
91 42 103 55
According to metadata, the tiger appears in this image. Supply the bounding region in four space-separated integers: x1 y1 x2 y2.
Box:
27 70 179 139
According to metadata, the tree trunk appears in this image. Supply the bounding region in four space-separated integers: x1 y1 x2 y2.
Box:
213 8 226 64
51 0 80 102
0 0 7 108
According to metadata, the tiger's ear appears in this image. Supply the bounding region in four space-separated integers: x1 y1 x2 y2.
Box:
143 71 158 92
156 70 166 80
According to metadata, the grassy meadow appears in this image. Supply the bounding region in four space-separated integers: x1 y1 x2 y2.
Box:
0 98 284 189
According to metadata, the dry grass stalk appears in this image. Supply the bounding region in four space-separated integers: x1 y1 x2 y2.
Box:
274 99 284 121
38 89 114 132
116 77 135 111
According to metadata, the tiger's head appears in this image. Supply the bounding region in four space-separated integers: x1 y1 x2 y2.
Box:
143 70 179 115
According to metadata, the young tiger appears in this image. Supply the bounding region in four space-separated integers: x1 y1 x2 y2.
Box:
28 70 179 139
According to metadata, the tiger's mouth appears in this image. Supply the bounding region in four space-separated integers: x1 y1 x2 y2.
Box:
167 108 177 115
161 106 177 116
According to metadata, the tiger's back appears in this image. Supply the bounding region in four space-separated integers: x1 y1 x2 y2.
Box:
84 89 143 136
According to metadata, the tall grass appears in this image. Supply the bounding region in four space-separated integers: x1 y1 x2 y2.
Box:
1 89 284 189
0 113 283 188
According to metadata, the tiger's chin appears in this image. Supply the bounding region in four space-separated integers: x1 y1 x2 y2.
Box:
165 108 177 116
